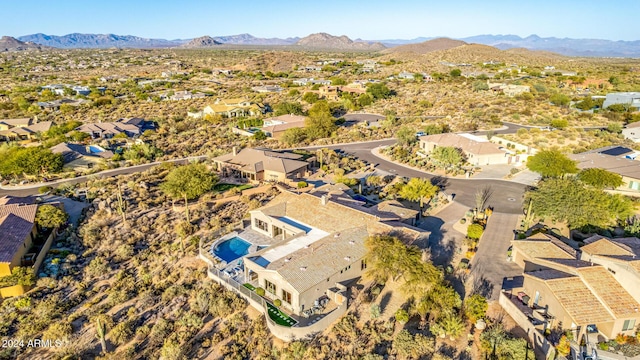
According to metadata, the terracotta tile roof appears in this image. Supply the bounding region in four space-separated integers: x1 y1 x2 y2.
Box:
262 226 369 293
213 148 308 175
577 266 640 318
570 153 640 180
248 191 424 292
0 203 37 263
419 133 506 156
0 118 32 127
75 122 140 136
262 121 306 134
511 237 576 261
526 270 615 324
581 238 634 257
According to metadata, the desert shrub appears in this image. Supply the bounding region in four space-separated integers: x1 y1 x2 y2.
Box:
256 287 265 296
467 223 484 240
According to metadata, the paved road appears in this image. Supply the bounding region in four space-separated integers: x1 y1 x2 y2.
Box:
0 156 206 197
468 212 522 301
313 140 528 214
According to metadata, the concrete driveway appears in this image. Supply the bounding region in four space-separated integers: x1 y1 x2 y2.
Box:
415 202 468 265
468 213 522 301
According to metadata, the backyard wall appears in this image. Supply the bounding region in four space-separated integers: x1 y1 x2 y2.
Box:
499 291 555 359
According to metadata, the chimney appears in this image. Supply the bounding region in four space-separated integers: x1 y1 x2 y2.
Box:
232 146 238 156
321 195 328 205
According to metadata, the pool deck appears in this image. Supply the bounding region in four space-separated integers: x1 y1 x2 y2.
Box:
237 227 282 248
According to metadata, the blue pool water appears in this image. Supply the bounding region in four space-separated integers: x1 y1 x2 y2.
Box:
214 237 251 263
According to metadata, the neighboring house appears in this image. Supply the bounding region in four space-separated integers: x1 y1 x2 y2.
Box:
37 98 87 111
202 98 266 118
261 114 306 140
509 233 640 340
252 85 283 93
292 78 331 86
570 147 640 193
0 201 38 277
212 148 311 183
319 86 340 101
487 82 530 97
73 117 152 139
50 143 114 170
622 122 640 142
397 72 415 80
542 69 577 76
603 92 640 111
419 133 519 165
0 118 52 142
168 90 206 101
207 189 424 321
41 84 66 96
0 118 32 131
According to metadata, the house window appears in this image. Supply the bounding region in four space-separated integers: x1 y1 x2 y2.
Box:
254 218 269 232
623 319 636 331
265 279 276 295
282 290 292 304
361 259 367 270
273 226 283 237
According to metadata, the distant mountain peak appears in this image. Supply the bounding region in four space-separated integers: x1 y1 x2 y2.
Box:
296 33 385 50
0 36 47 51
181 35 222 48
383 37 466 54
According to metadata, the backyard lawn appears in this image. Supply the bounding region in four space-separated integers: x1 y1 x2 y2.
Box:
265 301 297 327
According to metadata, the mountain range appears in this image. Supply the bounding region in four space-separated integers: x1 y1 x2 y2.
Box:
9 32 640 57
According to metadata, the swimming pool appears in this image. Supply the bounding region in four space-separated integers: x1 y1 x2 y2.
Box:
214 237 251 263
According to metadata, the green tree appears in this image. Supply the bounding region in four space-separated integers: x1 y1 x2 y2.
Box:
0 146 64 178
280 127 307 145
525 149 577 178
161 163 216 223
527 178 633 229
302 92 319 104
396 126 417 147
366 83 392 100
464 294 488 323
305 101 337 140
431 311 465 339
253 130 267 140
414 282 461 323
609 76 620 86
364 235 423 283
449 68 462 77
399 178 439 210
273 101 304 116
431 146 464 167
35 205 68 228
577 168 623 189
357 93 373 107
550 93 570 106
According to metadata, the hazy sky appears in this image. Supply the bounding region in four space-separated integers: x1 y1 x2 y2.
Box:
3 0 639 41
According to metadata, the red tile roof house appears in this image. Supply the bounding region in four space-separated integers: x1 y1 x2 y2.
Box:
199 188 426 341
212 148 311 183
507 233 640 341
0 196 62 298
0 201 38 278
419 133 519 166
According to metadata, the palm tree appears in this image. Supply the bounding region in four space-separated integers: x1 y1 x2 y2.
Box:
399 178 438 217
